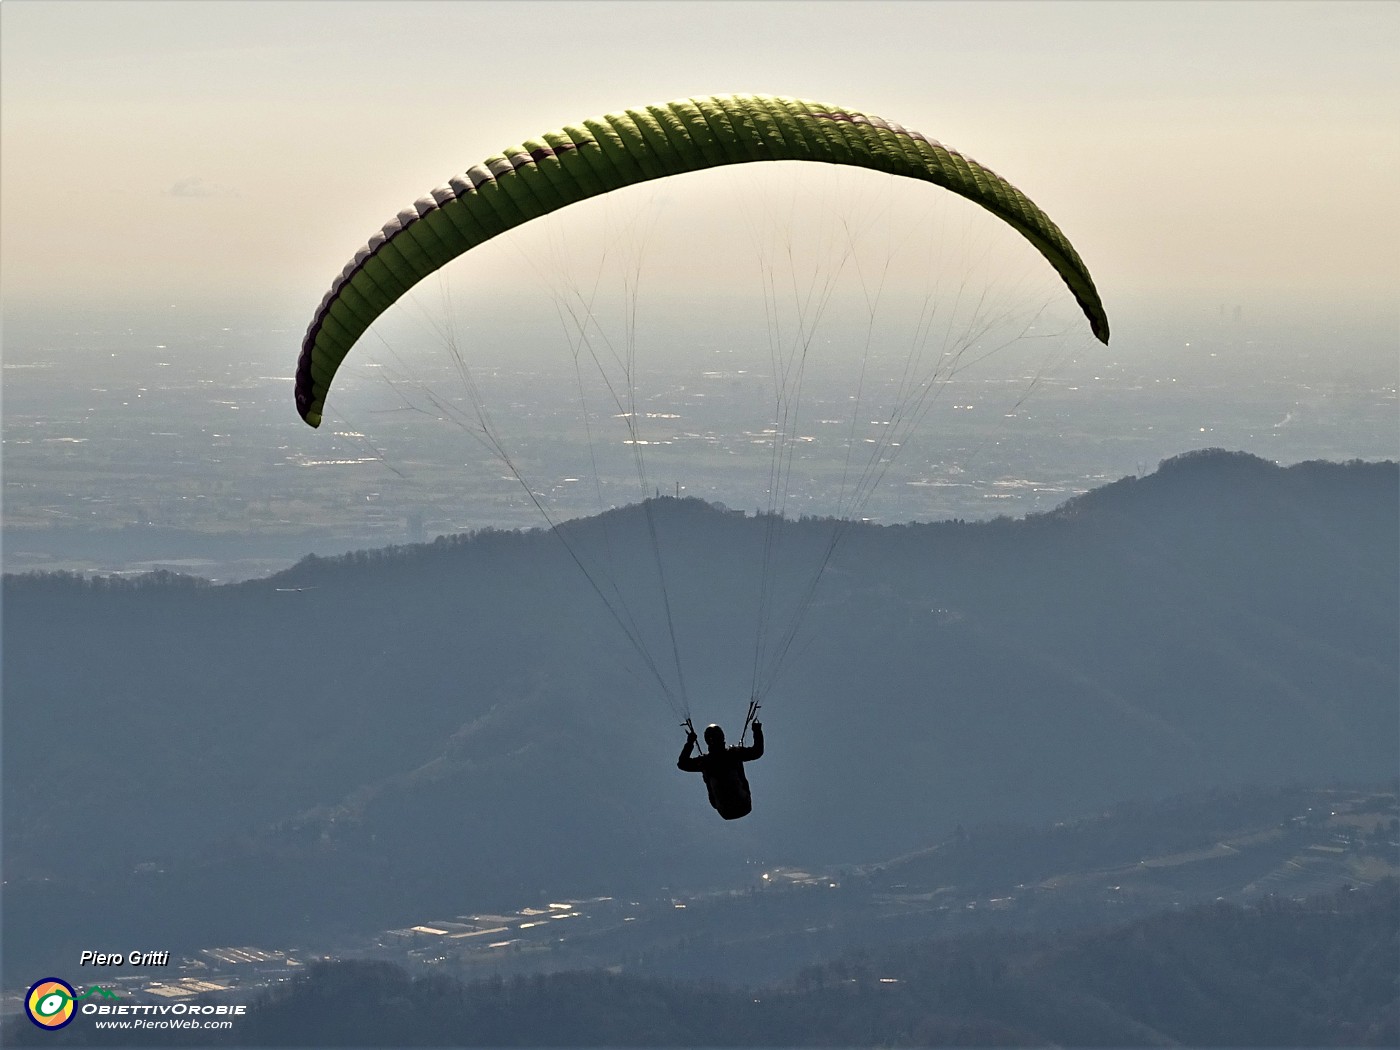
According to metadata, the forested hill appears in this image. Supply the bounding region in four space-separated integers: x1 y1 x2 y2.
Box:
4 450 1397 974
19 881 1397 1047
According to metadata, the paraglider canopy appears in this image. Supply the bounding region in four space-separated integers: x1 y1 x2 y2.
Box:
295 93 1109 429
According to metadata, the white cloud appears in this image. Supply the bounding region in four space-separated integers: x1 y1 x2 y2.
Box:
165 177 232 198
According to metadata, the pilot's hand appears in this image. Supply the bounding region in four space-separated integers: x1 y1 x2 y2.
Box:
752 720 763 731
685 729 698 743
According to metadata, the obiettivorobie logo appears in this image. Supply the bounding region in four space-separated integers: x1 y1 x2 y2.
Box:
25 976 248 1032
25 980 121 1030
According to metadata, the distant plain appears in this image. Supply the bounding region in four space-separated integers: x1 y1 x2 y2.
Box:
3 301 1395 581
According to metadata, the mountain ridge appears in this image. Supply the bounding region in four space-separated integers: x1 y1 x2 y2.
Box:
4 449 1396 981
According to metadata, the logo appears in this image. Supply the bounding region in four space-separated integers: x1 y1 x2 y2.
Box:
25 978 76 1030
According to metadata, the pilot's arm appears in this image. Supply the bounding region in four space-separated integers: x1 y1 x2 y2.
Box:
677 731 704 772
735 721 763 761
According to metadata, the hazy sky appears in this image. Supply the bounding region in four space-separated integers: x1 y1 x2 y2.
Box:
3 0 1397 329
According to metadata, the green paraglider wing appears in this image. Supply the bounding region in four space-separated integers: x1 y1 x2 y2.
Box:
296 94 1109 427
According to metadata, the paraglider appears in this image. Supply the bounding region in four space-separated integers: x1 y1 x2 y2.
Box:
678 719 765 820
294 95 1110 814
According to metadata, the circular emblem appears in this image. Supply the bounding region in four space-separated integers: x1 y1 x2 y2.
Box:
25 978 77 1029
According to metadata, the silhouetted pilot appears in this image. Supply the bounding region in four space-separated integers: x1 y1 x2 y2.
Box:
678 721 764 820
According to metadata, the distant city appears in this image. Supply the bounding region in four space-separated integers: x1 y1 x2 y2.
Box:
3 784 1392 1020
4 304 1395 582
